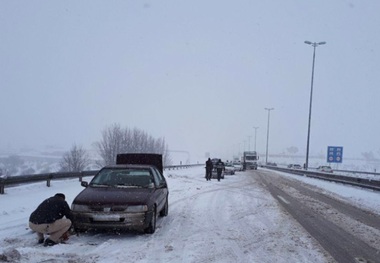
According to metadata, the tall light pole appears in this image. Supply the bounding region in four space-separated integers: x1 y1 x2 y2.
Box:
253 127 259 152
247 136 252 151
265 108 274 165
304 40 326 170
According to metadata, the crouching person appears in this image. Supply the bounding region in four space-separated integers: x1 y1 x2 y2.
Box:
29 193 73 246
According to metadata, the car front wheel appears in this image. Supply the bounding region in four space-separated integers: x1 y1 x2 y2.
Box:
144 207 157 234
159 198 169 217
74 227 87 234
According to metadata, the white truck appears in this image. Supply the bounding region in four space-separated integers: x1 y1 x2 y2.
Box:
242 151 259 170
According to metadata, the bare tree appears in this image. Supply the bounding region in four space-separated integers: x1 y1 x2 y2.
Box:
158 137 172 166
94 124 172 167
60 144 91 172
1 155 24 176
93 123 124 167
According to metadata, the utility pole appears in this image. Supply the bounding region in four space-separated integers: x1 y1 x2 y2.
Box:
304 40 326 170
253 127 259 152
265 108 274 165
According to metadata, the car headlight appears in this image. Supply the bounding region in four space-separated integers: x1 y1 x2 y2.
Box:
71 204 91 212
126 205 148 212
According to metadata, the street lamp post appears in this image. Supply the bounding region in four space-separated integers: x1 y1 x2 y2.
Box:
247 136 252 151
304 41 326 170
265 108 274 165
253 127 259 152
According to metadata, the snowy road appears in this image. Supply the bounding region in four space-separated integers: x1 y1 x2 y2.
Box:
257 170 380 263
2 166 379 262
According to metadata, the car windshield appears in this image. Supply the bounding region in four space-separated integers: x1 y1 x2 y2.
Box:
90 168 153 188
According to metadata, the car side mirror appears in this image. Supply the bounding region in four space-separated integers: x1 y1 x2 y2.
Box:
81 181 88 187
158 181 167 188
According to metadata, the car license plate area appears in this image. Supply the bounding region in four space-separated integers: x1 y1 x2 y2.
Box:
92 214 120 222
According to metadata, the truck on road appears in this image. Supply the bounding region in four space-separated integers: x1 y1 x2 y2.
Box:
242 151 259 170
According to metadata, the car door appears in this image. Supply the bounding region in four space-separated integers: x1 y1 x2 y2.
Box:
152 168 168 212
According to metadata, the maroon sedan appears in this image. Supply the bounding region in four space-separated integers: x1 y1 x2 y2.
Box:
71 154 169 234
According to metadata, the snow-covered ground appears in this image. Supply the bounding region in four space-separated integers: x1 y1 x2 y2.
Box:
0 166 379 262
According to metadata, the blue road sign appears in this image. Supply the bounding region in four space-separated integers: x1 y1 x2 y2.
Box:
327 146 343 163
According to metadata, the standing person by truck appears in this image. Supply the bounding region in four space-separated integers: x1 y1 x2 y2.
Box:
205 158 213 181
215 159 225 181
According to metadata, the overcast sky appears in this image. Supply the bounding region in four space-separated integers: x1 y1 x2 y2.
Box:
1 0 379 162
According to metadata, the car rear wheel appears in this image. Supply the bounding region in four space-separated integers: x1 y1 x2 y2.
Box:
160 198 169 217
144 207 157 234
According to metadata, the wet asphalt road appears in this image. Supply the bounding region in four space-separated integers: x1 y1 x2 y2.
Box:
255 169 380 263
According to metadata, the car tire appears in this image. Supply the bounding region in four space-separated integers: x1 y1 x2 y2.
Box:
74 227 87 233
144 207 157 234
160 198 169 217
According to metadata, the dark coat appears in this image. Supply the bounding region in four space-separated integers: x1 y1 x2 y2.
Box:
206 159 213 171
215 160 225 172
29 195 72 224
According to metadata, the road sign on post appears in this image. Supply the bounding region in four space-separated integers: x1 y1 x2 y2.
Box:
327 146 343 163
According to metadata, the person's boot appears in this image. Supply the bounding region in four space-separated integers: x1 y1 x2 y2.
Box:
37 233 44 244
44 238 57 247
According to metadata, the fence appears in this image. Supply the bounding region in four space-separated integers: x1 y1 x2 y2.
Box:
0 164 203 195
263 165 380 191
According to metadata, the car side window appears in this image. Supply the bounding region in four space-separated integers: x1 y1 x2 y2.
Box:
151 168 160 185
152 168 165 186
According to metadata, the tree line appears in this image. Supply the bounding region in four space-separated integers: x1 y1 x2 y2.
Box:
59 124 172 172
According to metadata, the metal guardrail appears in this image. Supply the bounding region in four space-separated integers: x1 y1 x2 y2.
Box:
331 168 380 177
163 164 203 170
0 164 203 195
263 165 380 191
